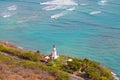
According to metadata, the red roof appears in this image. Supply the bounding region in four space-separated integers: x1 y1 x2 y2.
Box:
40 58 48 61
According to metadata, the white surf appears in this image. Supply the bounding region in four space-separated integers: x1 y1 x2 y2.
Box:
89 11 101 15
51 11 67 19
66 7 75 11
111 72 120 80
40 0 78 6
43 5 63 11
8 5 17 11
1 12 13 18
41 0 78 19
98 0 108 5
80 3 88 6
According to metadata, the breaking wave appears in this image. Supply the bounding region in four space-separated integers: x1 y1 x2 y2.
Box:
98 0 108 5
41 0 78 19
51 11 67 19
80 3 88 6
40 0 78 6
2 14 11 18
7 5 17 11
0 5 17 18
41 0 78 11
89 11 101 15
42 5 63 11
1 11 14 18
66 7 75 11
111 72 120 80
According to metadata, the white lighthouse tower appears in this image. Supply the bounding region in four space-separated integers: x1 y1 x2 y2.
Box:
51 45 59 59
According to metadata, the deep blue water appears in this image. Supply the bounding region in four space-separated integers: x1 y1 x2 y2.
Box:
0 0 120 75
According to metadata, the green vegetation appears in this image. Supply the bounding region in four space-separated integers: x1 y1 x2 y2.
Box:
0 44 42 61
0 42 70 80
49 56 114 80
0 41 115 80
0 53 70 80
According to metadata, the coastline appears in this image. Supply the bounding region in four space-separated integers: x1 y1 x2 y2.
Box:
0 40 119 80
111 72 120 80
0 0 120 79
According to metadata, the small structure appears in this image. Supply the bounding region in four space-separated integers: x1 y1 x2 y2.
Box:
40 58 48 62
68 59 73 62
40 45 59 62
45 56 50 59
49 45 59 59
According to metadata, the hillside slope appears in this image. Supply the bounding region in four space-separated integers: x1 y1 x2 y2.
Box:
0 41 117 80
0 41 70 80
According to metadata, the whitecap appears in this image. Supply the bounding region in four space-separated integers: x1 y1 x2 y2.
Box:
41 0 77 11
100 0 107 3
41 0 77 19
43 5 63 11
89 11 101 15
40 0 78 6
51 11 67 19
8 5 17 11
3 14 11 18
66 7 75 11
1 12 13 18
80 3 88 6
98 0 107 5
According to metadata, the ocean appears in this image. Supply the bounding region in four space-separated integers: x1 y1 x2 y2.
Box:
0 0 120 76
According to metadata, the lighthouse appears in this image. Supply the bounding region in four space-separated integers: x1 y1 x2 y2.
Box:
51 45 59 59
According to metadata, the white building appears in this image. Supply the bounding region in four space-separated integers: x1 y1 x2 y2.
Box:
50 45 59 59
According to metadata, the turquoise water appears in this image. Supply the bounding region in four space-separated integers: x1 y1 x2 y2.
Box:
0 0 120 75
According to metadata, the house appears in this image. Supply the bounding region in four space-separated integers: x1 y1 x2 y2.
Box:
40 58 48 62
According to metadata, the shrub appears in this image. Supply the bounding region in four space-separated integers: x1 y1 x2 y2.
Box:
0 44 41 61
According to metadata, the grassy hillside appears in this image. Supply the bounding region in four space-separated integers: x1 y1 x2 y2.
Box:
0 53 70 80
0 41 43 61
0 41 70 80
0 41 115 80
47 55 114 80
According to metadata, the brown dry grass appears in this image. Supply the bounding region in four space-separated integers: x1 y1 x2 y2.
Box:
0 62 55 80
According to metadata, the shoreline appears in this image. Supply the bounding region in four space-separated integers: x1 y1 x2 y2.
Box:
111 72 120 80
0 40 120 80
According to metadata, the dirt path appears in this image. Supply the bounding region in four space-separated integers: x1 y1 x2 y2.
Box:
1 52 23 60
1 52 85 80
70 74 84 80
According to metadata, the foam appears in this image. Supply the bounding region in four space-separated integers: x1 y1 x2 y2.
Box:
100 0 107 3
98 0 107 5
41 0 77 19
66 7 75 11
51 11 67 19
111 72 120 80
8 5 17 11
17 20 28 23
40 0 78 6
80 3 88 6
1 12 12 18
89 11 101 15
3 14 11 18
43 5 62 11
